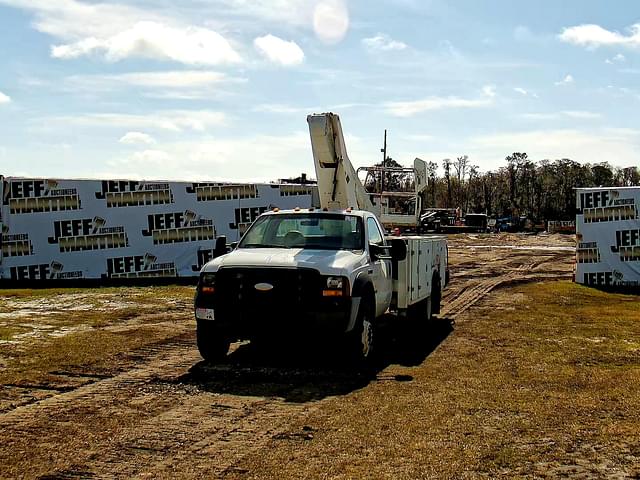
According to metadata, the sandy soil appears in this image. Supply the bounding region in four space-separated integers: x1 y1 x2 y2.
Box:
0 233 586 479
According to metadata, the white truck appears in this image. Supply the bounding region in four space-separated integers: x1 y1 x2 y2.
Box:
194 113 448 363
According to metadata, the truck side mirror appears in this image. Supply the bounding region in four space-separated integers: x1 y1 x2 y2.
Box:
214 236 227 257
369 243 391 260
390 238 407 261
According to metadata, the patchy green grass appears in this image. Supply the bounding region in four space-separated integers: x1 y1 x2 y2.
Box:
2 326 165 385
232 281 640 479
0 325 28 341
0 285 195 386
0 288 91 298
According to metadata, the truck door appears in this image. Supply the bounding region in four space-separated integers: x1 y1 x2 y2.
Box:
366 216 393 316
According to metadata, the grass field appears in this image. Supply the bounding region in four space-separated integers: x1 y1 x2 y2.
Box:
232 281 640 479
0 285 195 386
1 277 639 478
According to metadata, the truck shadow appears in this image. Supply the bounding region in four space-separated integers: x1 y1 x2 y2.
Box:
178 317 453 403
377 315 454 368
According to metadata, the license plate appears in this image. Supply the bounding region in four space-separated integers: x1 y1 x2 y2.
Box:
195 308 215 320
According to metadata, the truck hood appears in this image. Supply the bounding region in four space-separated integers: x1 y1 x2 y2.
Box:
202 248 366 276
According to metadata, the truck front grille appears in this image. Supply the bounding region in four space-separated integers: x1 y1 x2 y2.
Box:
215 267 321 314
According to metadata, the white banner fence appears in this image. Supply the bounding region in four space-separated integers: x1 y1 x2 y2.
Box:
0 176 315 282
575 187 640 288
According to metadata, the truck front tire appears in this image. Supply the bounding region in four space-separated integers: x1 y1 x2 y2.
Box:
196 320 231 362
349 295 377 366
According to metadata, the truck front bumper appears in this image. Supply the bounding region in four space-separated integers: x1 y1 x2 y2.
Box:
195 293 356 340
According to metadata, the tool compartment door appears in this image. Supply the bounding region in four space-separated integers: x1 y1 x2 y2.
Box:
410 238 432 303
419 239 432 301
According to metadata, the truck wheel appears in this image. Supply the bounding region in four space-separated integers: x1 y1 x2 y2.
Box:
432 273 442 315
349 296 377 366
196 320 231 362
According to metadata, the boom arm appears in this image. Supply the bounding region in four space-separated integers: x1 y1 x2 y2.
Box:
307 113 375 212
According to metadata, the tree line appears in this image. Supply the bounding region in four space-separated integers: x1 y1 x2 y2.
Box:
419 154 640 221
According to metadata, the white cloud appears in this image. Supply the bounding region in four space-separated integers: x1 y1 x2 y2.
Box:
64 70 247 101
130 149 171 165
46 110 226 132
254 104 306 114
96 129 376 183
313 0 349 44
385 86 496 117
555 74 574 86
101 71 229 88
562 110 601 119
482 85 496 98
605 53 626 64
207 0 318 29
0 0 158 39
362 34 407 52
520 113 557 121
0 91 10 104
513 87 539 98
51 21 241 65
253 34 304 66
559 23 640 49
520 110 601 121
66 70 239 92
119 132 156 145
470 128 640 168
253 102 366 114
107 132 313 182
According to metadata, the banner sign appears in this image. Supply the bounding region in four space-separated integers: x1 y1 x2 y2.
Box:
575 187 640 287
0 176 315 281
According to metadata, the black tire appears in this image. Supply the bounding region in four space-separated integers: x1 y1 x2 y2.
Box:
196 320 231 362
348 295 377 366
432 273 442 315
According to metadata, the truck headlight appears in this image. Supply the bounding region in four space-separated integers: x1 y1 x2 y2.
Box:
199 273 216 294
323 276 349 297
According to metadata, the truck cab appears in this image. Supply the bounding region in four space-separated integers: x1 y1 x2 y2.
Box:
194 208 394 362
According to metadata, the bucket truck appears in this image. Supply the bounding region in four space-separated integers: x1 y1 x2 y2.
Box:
193 113 448 363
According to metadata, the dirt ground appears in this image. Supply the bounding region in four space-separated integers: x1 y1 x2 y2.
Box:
1 233 638 479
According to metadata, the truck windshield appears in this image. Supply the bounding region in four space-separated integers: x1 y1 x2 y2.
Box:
239 213 364 250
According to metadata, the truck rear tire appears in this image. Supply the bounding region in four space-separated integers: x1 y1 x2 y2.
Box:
196 320 231 362
432 273 442 315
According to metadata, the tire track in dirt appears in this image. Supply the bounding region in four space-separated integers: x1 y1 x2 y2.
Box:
441 250 573 320
0 334 329 479
0 318 193 414
0 242 576 479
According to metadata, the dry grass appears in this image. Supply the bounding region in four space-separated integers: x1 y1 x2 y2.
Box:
0 325 27 341
232 281 640 479
0 285 195 386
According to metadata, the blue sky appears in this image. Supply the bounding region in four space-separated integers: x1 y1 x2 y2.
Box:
0 0 638 182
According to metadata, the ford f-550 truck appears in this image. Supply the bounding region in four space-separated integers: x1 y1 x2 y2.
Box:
194 113 448 363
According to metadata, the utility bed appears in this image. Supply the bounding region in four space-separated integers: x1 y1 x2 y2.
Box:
387 235 448 310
